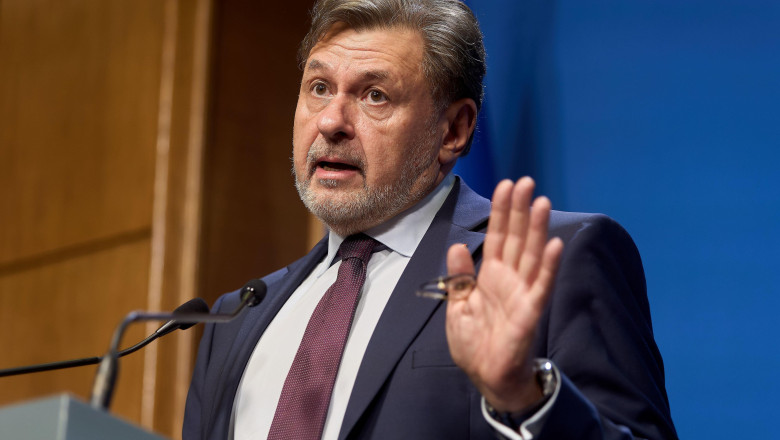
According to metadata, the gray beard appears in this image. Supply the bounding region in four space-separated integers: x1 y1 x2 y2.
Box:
293 125 439 236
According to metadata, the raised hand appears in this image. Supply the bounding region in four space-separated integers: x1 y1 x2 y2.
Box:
445 177 564 412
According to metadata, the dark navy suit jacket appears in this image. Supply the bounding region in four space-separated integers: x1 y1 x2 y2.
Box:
183 178 677 439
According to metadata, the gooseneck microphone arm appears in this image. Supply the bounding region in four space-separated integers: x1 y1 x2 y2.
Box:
90 279 267 410
0 298 209 378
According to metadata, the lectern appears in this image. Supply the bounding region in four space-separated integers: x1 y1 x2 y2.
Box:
0 394 166 439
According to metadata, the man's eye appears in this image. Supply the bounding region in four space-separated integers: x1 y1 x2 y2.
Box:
367 90 387 104
312 83 328 96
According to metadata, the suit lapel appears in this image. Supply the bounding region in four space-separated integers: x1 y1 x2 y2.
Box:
339 178 491 439
206 238 329 435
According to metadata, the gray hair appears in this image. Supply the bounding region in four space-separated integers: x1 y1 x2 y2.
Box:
298 0 486 155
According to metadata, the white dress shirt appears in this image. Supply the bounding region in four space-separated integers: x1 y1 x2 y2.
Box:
232 174 456 440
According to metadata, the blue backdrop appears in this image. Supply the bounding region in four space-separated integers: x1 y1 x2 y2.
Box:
458 1 780 438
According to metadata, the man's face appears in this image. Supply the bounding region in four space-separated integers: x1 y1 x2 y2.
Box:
292 26 445 236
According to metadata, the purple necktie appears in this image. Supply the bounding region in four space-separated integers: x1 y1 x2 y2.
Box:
267 234 377 440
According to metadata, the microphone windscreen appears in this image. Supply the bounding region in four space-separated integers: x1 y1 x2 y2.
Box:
242 279 267 307
173 298 210 330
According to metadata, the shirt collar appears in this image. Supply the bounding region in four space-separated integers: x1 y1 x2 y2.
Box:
320 173 456 273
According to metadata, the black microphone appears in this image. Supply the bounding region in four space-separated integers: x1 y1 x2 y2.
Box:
90 278 267 410
152 297 210 339
0 298 209 378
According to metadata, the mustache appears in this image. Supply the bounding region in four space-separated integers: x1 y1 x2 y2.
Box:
305 142 366 175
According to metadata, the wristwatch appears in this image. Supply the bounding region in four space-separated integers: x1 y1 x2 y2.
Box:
486 359 558 430
534 359 556 398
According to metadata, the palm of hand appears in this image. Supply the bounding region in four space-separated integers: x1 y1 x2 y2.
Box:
445 178 563 412
448 260 538 387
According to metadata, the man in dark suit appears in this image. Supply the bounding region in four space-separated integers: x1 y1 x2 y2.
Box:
183 0 677 439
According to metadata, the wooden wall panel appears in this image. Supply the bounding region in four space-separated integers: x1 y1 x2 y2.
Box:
143 0 214 434
198 0 314 307
0 0 318 437
0 0 163 265
0 0 169 434
0 239 151 422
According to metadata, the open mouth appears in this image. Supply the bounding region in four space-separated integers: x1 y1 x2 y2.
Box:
316 160 360 172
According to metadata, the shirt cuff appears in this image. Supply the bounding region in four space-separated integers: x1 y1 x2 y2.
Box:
480 360 562 440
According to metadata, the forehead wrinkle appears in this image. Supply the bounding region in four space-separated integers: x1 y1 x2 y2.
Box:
307 58 395 85
306 59 390 80
360 70 390 83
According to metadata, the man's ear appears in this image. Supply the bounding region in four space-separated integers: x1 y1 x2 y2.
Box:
438 98 478 166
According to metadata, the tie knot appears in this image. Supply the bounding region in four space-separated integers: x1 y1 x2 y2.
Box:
338 234 377 263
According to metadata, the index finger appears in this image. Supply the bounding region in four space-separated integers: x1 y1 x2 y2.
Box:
483 179 514 261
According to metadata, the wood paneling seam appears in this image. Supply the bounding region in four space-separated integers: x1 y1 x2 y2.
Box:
142 0 179 429
0 227 152 277
174 0 213 431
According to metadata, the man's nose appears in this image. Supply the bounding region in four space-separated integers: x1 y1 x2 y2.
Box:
316 95 355 141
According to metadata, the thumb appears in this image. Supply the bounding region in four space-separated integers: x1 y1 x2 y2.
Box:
447 243 475 276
